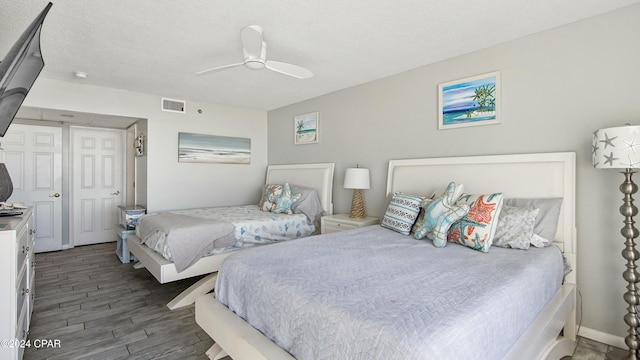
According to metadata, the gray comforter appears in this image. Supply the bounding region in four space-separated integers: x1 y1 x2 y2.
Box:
215 225 564 360
137 213 235 272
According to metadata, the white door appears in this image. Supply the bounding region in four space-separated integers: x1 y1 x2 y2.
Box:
1 124 63 253
71 127 124 246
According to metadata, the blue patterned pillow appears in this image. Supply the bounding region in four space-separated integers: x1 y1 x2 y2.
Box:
260 183 301 214
381 192 425 235
414 182 469 247
272 183 301 214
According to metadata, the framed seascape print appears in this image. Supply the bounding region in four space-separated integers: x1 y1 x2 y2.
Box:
178 132 251 164
438 71 501 130
294 112 319 145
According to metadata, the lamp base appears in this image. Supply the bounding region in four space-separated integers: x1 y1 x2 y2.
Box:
0 163 13 202
619 169 640 359
349 189 366 219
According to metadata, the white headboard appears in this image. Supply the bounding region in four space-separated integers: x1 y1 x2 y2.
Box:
266 163 335 215
386 152 576 283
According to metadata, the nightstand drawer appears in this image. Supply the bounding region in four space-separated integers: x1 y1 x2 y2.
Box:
321 214 379 234
323 222 358 233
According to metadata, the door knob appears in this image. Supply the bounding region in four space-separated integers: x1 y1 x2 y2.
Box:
49 193 61 198
111 190 120 195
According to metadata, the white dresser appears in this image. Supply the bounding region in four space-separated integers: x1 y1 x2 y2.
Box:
0 208 35 360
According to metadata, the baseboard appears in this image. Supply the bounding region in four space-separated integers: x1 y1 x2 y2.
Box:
578 326 626 349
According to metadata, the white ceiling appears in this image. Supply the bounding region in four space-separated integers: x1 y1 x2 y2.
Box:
2 0 639 117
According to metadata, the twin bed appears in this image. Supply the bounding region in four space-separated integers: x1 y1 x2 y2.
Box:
127 163 335 309
195 152 578 360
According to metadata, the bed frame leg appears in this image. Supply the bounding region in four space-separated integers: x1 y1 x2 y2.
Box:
206 343 228 360
540 337 576 359
133 262 145 269
167 272 218 310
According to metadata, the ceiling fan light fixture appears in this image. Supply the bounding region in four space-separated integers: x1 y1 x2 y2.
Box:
245 60 265 70
197 25 312 79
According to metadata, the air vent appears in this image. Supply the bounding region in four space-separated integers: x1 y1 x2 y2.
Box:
161 97 186 113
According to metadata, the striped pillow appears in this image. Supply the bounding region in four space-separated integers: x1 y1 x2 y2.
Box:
381 192 424 235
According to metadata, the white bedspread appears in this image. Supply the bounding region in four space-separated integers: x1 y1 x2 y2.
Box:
215 225 564 360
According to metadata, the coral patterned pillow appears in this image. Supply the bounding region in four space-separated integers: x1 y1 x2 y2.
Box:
447 193 504 252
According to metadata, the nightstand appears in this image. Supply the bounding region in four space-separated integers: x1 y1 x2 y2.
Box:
115 224 137 264
320 214 380 234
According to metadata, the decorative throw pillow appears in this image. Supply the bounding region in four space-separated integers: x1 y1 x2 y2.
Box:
414 182 469 248
259 183 301 214
259 184 280 212
271 182 301 214
381 192 425 235
492 205 539 249
258 184 274 210
504 198 562 241
448 193 504 252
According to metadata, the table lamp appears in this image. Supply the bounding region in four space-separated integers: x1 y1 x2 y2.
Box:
344 167 370 219
593 124 640 359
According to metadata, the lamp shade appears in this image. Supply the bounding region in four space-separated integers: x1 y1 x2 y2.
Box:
343 168 370 189
593 125 640 169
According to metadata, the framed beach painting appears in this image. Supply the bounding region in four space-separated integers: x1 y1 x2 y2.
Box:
178 132 251 164
438 71 501 130
294 112 319 145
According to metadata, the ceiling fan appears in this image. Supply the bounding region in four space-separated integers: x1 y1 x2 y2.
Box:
197 25 313 79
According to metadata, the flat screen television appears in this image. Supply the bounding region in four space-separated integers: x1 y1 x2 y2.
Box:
0 2 52 137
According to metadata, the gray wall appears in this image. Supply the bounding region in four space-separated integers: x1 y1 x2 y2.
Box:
268 4 640 345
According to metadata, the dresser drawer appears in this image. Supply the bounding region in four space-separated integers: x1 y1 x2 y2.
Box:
16 296 29 360
15 269 28 321
16 228 29 272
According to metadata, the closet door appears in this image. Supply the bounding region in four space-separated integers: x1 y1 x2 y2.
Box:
2 124 63 253
71 126 124 246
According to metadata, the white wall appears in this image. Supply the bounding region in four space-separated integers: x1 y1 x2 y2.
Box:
267 4 640 347
24 77 268 212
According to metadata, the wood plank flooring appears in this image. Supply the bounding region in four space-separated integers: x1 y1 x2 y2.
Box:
22 242 624 360
24 242 218 360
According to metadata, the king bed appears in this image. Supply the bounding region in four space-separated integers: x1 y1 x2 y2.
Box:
195 152 577 360
127 162 335 310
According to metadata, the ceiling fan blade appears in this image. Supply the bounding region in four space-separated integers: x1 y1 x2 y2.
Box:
196 62 244 75
240 25 264 59
265 60 313 79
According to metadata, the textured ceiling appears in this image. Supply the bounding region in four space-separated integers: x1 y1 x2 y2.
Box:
1 0 639 112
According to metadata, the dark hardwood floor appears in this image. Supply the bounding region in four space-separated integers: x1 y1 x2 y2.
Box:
24 242 215 360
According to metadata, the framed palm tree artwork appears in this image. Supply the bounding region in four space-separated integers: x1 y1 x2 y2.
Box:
294 112 319 145
438 71 501 130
